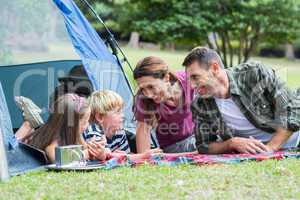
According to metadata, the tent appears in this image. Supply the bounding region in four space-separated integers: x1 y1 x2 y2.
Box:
0 0 157 180
0 81 46 179
0 0 135 131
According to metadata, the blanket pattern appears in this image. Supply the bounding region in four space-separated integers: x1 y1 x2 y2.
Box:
102 149 300 170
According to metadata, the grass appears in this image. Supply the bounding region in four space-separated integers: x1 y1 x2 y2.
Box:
1 159 300 199
3 43 300 199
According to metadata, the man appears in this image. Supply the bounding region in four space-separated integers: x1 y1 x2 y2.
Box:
183 47 300 154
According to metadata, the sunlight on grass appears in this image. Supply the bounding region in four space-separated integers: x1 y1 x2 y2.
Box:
1 159 300 199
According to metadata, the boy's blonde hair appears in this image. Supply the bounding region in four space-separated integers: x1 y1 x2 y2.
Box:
89 90 124 122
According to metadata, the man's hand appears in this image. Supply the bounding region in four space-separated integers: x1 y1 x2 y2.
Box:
229 137 269 154
266 128 293 152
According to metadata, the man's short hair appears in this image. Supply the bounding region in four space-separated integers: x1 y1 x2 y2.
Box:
182 46 224 69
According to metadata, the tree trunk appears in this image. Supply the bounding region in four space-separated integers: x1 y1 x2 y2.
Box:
238 29 247 65
127 32 140 49
220 33 228 68
165 42 175 51
208 32 218 49
243 26 260 63
285 43 295 60
225 32 233 68
212 33 223 59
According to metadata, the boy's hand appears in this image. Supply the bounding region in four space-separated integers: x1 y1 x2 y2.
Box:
98 137 107 146
90 135 107 146
87 141 106 161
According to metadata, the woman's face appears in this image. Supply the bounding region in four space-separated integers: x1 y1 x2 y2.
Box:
79 107 91 134
136 76 169 104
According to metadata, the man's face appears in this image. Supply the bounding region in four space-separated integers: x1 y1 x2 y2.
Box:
186 61 220 98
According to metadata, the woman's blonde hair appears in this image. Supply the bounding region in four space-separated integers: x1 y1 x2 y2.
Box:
89 90 124 122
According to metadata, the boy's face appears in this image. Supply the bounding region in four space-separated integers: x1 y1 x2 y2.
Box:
96 110 124 139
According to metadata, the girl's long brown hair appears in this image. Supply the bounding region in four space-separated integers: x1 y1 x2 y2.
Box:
133 56 178 126
24 94 89 150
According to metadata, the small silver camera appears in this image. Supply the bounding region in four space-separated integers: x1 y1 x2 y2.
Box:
55 145 85 166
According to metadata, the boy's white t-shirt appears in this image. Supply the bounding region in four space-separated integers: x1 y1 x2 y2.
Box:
214 97 300 149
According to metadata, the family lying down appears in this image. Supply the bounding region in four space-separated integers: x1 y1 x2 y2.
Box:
11 47 300 166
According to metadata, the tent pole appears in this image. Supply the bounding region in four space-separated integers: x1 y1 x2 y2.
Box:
77 0 134 73
0 128 9 182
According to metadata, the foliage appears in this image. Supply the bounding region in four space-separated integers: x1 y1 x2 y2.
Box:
118 0 207 45
0 0 53 65
119 0 300 67
77 0 124 35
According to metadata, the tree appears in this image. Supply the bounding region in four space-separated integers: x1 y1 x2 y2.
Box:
118 0 207 47
204 0 300 67
78 0 124 34
0 0 52 64
120 0 300 67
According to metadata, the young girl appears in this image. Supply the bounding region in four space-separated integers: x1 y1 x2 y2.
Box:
16 94 105 163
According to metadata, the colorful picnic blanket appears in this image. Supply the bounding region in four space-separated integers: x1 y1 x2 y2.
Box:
45 149 300 171
102 149 300 170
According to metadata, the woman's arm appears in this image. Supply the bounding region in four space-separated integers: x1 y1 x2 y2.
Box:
136 121 152 153
45 141 58 163
111 148 162 161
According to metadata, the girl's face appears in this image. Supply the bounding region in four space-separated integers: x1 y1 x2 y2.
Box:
79 107 91 134
98 110 124 139
136 76 169 104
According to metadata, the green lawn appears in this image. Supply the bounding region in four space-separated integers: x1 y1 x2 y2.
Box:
1 160 300 199
3 44 300 199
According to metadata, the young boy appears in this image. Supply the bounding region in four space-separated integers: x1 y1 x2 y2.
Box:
83 90 130 153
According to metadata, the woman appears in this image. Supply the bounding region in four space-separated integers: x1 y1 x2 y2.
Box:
133 56 196 153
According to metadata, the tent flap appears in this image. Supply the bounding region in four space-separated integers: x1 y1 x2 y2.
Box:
0 82 46 176
53 0 135 129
